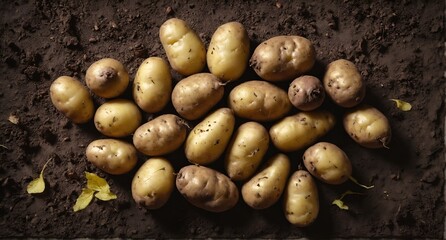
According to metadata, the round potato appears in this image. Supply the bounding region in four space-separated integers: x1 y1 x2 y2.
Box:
85 58 129 98
49 76 94 124
288 75 325 111
176 165 239 212
86 139 138 175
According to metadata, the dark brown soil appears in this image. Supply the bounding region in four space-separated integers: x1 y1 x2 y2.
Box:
0 0 444 238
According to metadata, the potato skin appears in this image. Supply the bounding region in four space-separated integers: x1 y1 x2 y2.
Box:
250 36 316 81
207 22 250 82
241 153 290 209
283 170 319 227
343 105 392 148
49 76 94 124
85 58 129 98
133 114 187 156
86 139 138 175
228 80 291 121
288 75 325 111
176 165 239 212
323 59 365 108
270 110 335 152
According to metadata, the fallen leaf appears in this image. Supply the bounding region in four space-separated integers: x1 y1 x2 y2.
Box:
332 199 349 210
27 158 51 194
73 188 95 212
390 99 412 111
95 191 117 201
85 172 111 193
8 114 19 125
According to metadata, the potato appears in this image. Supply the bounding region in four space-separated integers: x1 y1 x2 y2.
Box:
250 35 316 81
283 170 319 227
94 99 142 138
241 153 290 209
225 122 269 181
207 22 250 82
228 80 291 121
270 110 335 152
185 108 235 165
86 139 138 175
323 59 365 108
159 18 206 76
85 58 129 98
132 158 175 209
133 114 187 156
172 73 224 120
133 57 172 113
288 75 325 111
176 165 239 212
49 76 94 124
343 105 392 148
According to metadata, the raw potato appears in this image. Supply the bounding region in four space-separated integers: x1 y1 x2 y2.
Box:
250 35 316 81
132 158 175 209
94 99 142 138
323 59 365 108
225 122 269 181
49 76 94 124
172 73 224 120
343 105 392 148
270 110 335 152
159 18 206 76
86 139 138 175
133 57 172 113
283 170 319 227
133 114 187 156
207 21 250 82
228 80 291 121
176 165 239 212
288 75 325 111
85 58 129 98
241 153 290 209
185 108 235 165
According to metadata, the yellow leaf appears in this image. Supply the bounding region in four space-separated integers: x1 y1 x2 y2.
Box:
27 158 51 194
332 199 349 210
390 99 412 111
73 188 95 212
85 172 110 193
95 191 117 201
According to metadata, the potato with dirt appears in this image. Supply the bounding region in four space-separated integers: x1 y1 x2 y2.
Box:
85 58 129 98
288 75 325 111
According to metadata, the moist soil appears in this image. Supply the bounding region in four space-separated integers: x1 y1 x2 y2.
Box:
0 0 445 238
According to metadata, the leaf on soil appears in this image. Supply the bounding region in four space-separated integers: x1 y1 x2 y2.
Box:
95 191 117 201
73 188 95 212
390 99 412 111
27 158 51 194
8 114 19 125
332 190 364 210
85 172 111 193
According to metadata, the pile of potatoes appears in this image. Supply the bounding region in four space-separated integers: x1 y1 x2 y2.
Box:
49 18 392 227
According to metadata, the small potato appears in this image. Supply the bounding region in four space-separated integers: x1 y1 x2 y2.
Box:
49 76 94 124
85 58 129 98
343 105 392 148
176 165 239 212
94 99 142 138
241 153 290 209
207 22 250 82
225 122 269 181
228 80 291 121
132 158 175 209
133 57 172 113
250 35 316 81
133 114 187 156
288 75 325 111
159 18 206 76
185 108 235 165
283 170 319 227
86 139 138 175
172 73 224 120
323 59 365 108
270 110 335 152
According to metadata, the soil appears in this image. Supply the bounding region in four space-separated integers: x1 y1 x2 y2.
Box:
0 0 444 238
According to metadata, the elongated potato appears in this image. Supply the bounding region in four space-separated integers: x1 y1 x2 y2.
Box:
207 22 250 82
225 122 269 181
185 108 235 165
85 58 129 98
241 153 290 209
270 110 335 152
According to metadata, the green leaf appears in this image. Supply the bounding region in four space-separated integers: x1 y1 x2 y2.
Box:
390 99 412 111
27 158 51 194
85 172 110 193
95 191 117 201
332 199 349 210
73 188 95 212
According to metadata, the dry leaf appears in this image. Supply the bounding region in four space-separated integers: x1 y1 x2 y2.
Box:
390 99 412 111
85 172 111 193
73 188 95 212
27 158 51 194
95 191 117 201
8 114 19 125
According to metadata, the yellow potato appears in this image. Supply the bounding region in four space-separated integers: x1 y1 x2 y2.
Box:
85 58 129 98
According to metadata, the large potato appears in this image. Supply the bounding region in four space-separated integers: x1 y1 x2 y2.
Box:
133 57 172 113
225 122 269 181
270 110 335 152
241 153 290 209
185 108 235 165
172 73 224 120
49 76 94 124
133 114 187 156
176 165 239 212
85 58 129 98
288 75 325 111
228 80 291 121
159 18 206 76
250 35 316 81
207 22 250 82
86 139 137 175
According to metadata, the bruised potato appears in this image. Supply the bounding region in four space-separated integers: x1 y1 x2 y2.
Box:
85 58 129 98
94 99 142 137
288 75 325 111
